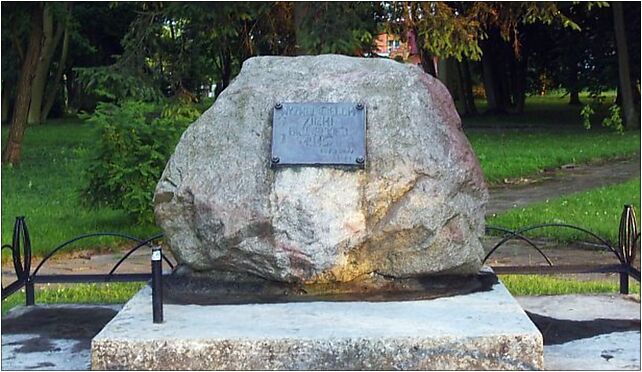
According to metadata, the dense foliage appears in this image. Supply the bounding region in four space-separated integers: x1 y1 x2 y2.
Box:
81 100 201 223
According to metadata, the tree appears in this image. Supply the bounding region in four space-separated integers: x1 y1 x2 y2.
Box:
612 2 640 129
26 3 70 125
382 2 579 114
2 4 43 165
293 2 380 55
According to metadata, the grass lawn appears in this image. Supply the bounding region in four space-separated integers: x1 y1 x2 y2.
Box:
488 178 641 243
500 274 640 296
0 282 146 316
462 94 640 184
464 92 640 183
467 130 639 184
1 119 159 257
463 91 617 129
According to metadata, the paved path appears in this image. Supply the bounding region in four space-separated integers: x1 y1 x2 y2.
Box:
518 294 641 370
487 157 640 216
1 304 122 370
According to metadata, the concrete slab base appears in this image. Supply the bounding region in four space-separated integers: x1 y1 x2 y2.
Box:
91 277 543 370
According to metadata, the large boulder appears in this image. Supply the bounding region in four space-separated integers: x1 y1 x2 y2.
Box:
154 55 488 284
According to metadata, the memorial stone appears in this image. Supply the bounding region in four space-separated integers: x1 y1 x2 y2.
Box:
154 54 488 287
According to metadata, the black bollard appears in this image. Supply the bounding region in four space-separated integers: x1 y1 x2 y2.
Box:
619 271 629 295
151 246 164 323
25 279 35 306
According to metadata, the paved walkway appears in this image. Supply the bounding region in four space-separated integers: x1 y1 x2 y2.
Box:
518 294 641 370
487 157 640 216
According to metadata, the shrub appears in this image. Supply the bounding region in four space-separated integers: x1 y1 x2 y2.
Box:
82 100 201 223
581 100 624 133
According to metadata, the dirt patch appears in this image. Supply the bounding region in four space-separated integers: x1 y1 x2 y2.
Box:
527 311 641 345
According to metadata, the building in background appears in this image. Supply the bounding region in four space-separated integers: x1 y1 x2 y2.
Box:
373 33 421 65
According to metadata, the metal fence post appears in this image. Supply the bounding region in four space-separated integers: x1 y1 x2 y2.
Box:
151 246 163 323
25 279 35 306
620 271 629 295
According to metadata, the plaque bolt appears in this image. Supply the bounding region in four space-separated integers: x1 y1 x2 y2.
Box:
271 156 280 164
356 156 365 164
275 103 283 110
356 103 364 110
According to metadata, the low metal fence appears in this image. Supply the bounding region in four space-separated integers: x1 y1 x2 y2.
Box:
483 204 640 294
1 217 172 323
1 205 639 323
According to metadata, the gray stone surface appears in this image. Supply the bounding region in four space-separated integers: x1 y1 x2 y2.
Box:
2 304 122 371
544 332 640 370
91 277 542 370
517 295 640 370
517 294 640 321
154 55 488 283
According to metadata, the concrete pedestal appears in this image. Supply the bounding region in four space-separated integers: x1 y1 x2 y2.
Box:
91 277 543 370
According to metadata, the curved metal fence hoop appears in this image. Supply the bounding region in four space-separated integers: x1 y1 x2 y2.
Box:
490 223 621 263
11 217 23 280
484 226 554 266
32 232 164 277
108 233 165 276
21 217 32 282
618 205 639 265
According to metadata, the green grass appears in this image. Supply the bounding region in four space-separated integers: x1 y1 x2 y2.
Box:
500 274 641 296
463 92 640 183
488 178 641 243
1 119 158 256
463 91 616 129
467 130 640 184
1 282 146 316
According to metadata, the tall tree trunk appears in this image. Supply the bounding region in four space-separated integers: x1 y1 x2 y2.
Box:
214 46 232 98
461 59 477 115
512 55 527 114
458 59 477 116
613 2 640 129
454 61 467 115
481 45 500 113
418 47 437 77
2 5 44 165
27 3 63 125
42 12 70 122
569 90 581 105
567 61 582 105
65 66 77 113
1 82 9 123
480 34 512 114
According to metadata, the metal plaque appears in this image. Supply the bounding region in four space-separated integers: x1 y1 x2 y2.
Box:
271 102 366 168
